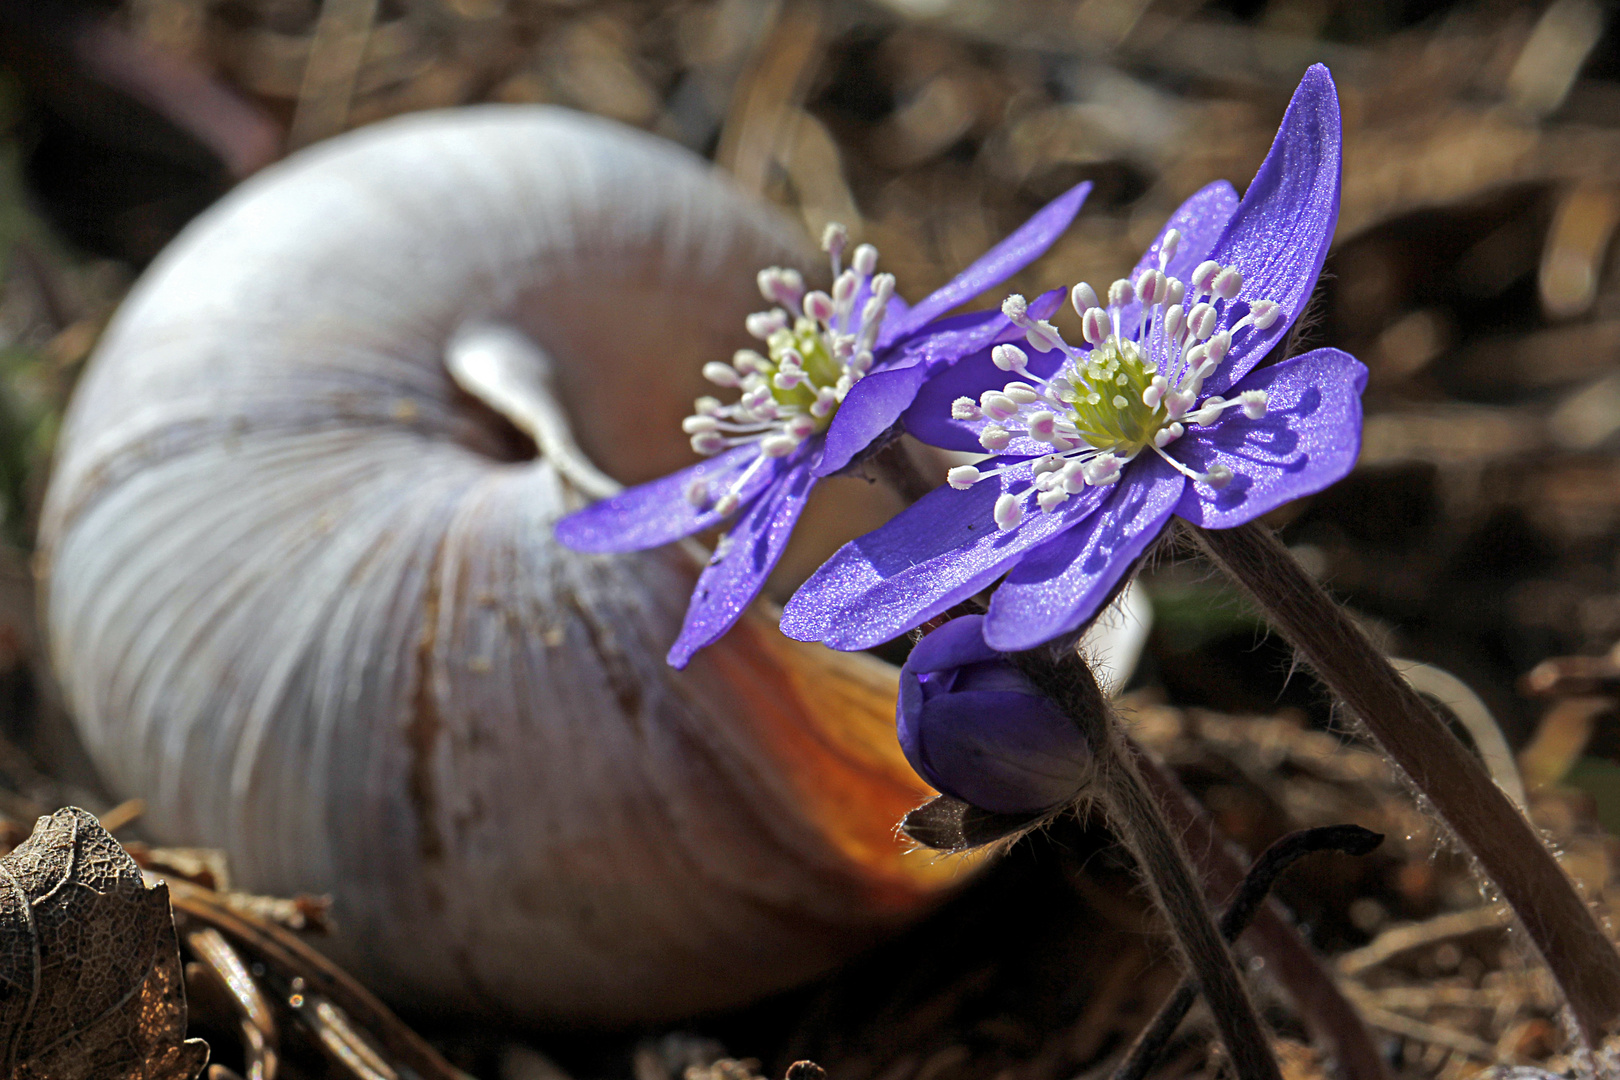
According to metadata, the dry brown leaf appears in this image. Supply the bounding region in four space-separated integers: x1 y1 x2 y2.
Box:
0 807 209 1079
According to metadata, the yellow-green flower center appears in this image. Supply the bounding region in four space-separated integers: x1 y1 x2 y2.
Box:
1054 338 1168 456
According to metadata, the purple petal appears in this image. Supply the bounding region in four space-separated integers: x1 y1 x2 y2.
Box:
880 182 1091 346
780 463 1110 650
555 446 776 553
1171 347 1366 529
1202 64 1342 397
1116 181 1240 341
906 613 999 673
816 360 928 477
823 290 1065 475
666 457 819 667
985 454 1184 651
911 689 1090 813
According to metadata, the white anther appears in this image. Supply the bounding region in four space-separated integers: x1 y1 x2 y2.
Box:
852 244 879 276
1070 282 1100 316
1024 320 1063 354
789 415 818 439
1003 382 1039 405
1003 294 1031 323
1165 277 1185 307
992 343 1029 372
1038 488 1069 513
1248 299 1282 330
822 222 848 255
1191 260 1220 295
1163 304 1185 344
1143 376 1168 410
1028 411 1058 441
980 392 1018 421
1034 470 1060 492
948 465 981 490
761 433 800 457
1033 455 1065 475
733 349 767 373
1084 456 1123 485
1082 307 1111 347
778 268 804 298
833 270 857 305
757 268 782 303
1241 390 1269 420
1160 228 1182 267
715 492 741 516
749 310 790 339
1186 303 1217 341
682 415 719 434
1204 464 1234 488
1108 278 1136 308
1205 331 1231 363
773 369 804 392
1186 397 1225 426
810 388 838 417
834 374 853 399
703 362 741 387
851 350 874 373
803 290 835 323
694 395 722 415
1136 269 1166 307
1165 388 1196 420
742 386 776 413
994 493 1024 531
870 273 896 306
979 426 1012 451
951 397 981 420
1153 422 1185 448
1212 266 1243 300
691 431 727 455
1059 461 1088 493
684 479 709 507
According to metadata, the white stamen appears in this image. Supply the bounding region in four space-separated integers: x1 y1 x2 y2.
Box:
745 310 788 339
1003 382 1039 405
1163 304 1184 344
1108 278 1136 308
1241 390 1269 420
980 426 1012 451
994 493 1023 531
703 362 741 387
1038 488 1069 512
952 397 981 420
992 343 1028 372
715 492 741 516
683 415 719 433
694 396 722 415
803 291 835 322
980 392 1018 421
948 465 981 490
1205 464 1233 488
1160 229 1182 267
761 433 800 457
1248 299 1282 329
1213 266 1243 300
1191 260 1220 296
1028 411 1058 441
821 223 848 256
1084 456 1123 485
684 479 709 507
1001 294 1029 321
691 431 727 455
1071 282 1099 316
1165 277 1186 307
852 244 878 276
1082 307 1110 347
1186 303 1216 342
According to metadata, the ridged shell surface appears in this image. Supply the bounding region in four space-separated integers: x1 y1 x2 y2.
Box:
39 107 953 1024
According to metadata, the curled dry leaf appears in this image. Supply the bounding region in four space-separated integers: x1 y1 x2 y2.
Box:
0 807 209 1079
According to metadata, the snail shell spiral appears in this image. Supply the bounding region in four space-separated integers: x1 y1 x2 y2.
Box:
38 106 957 1024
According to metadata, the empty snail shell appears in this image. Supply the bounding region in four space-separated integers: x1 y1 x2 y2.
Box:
38 106 968 1025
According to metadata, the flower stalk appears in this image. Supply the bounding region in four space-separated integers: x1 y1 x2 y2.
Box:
1013 643 1283 1080
1191 519 1620 1046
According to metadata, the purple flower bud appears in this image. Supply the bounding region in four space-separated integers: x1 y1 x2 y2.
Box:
896 616 1092 814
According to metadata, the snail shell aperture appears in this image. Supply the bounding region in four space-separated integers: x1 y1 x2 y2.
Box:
38 106 963 1024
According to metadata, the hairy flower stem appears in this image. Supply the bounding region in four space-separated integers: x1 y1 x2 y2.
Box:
1192 520 1620 1046
1015 646 1283 1080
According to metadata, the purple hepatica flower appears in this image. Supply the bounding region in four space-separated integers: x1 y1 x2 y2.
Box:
899 615 1091 814
555 182 1093 667
782 64 1367 655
